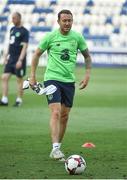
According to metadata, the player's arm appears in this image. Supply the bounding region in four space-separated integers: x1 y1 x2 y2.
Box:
16 42 28 69
79 48 92 89
29 48 44 86
18 42 28 62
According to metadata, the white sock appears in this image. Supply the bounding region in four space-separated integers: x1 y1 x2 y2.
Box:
53 143 61 150
16 97 22 103
1 96 8 103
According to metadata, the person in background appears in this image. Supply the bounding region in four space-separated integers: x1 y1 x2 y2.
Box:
0 12 29 107
29 9 92 160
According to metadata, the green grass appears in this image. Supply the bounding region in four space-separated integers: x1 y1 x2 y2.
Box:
0 66 127 179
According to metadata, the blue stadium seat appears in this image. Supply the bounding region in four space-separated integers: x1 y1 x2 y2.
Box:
120 7 127 15
0 16 8 22
123 1 127 7
0 34 5 43
83 27 90 35
113 28 120 34
7 0 35 5
0 26 7 31
105 17 112 24
50 0 57 6
31 26 52 32
83 9 91 14
33 7 53 14
86 0 94 7
38 17 45 22
85 35 109 41
3 7 10 13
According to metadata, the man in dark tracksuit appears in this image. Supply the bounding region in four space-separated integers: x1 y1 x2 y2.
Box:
0 12 29 107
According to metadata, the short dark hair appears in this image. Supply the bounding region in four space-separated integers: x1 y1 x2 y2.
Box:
15 12 21 19
58 9 73 20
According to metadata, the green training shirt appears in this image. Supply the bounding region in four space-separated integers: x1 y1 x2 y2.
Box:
39 29 88 82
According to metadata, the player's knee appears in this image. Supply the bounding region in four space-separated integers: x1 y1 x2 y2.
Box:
52 109 61 119
61 113 69 123
1 74 9 82
17 77 23 84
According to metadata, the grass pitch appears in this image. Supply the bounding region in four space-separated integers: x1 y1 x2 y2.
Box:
0 66 127 179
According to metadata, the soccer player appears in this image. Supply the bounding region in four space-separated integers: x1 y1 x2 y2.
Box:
29 9 92 160
0 12 29 107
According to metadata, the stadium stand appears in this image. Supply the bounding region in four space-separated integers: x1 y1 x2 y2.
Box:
0 0 127 66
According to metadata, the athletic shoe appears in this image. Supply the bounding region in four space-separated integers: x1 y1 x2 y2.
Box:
50 148 65 160
0 100 8 106
13 101 22 107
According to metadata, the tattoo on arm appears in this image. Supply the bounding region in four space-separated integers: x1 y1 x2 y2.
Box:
81 48 92 69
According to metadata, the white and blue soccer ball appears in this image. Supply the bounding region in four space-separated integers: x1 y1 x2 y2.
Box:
65 154 86 175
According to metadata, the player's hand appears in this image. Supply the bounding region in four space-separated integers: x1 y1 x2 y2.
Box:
29 78 43 94
29 77 37 89
3 58 8 65
16 61 22 69
79 75 90 90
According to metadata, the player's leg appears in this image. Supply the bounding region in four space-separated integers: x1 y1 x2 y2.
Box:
14 76 23 106
0 62 14 105
1 73 11 97
44 80 61 145
59 104 71 143
0 73 11 105
44 80 65 159
49 102 61 143
49 102 65 160
58 82 75 145
13 64 26 107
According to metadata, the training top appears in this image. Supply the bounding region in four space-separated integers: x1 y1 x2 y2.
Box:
9 26 29 60
39 29 87 82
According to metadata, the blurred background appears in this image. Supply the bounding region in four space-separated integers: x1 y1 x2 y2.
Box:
0 0 127 66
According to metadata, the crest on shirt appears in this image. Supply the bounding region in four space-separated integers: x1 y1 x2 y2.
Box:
15 32 21 37
70 40 77 47
56 43 60 46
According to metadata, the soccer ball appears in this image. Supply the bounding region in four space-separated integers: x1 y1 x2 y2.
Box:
65 154 86 175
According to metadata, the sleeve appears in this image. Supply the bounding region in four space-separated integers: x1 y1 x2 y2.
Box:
22 29 29 43
9 27 13 37
78 34 88 52
38 33 51 52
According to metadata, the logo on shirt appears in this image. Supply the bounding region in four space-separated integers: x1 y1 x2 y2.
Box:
10 35 15 44
56 43 60 46
60 49 70 61
70 40 77 47
16 32 21 37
